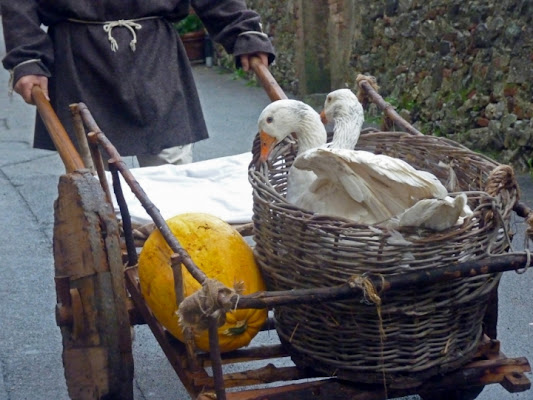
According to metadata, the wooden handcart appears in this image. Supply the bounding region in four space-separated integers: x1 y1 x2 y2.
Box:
35 58 532 400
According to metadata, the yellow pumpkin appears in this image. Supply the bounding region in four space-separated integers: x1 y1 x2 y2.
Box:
138 212 267 352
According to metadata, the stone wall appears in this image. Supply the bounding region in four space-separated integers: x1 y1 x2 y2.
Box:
243 0 533 170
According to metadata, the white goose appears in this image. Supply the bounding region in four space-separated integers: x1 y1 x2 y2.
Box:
320 88 365 150
258 89 462 228
258 99 326 204
317 88 472 229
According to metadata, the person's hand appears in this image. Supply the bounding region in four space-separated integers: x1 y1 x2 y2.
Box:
239 52 269 72
14 75 49 104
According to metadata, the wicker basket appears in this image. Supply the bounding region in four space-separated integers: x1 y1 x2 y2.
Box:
248 130 518 388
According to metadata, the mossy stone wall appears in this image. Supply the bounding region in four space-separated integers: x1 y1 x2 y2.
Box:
239 0 533 170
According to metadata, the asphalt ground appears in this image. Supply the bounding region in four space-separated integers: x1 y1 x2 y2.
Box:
0 19 531 400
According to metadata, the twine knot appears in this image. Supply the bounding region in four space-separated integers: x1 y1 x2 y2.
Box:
348 273 388 395
484 164 518 198
103 19 142 52
177 278 243 334
355 74 380 105
348 273 383 306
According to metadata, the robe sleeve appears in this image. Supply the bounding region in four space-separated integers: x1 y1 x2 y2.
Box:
190 0 275 67
0 0 54 89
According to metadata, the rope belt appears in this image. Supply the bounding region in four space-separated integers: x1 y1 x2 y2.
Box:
67 16 160 52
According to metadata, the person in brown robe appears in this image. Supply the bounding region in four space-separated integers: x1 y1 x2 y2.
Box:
1 0 275 165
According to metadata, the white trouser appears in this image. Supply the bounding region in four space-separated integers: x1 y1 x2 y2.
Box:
136 144 193 167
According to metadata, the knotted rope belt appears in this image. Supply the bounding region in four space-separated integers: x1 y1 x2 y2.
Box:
67 16 160 52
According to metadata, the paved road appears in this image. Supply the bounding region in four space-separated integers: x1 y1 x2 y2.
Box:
0 20 531 400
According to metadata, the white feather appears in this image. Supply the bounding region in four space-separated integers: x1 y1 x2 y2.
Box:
397 193 473 231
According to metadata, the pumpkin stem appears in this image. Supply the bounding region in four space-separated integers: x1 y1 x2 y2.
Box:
223 320 247 336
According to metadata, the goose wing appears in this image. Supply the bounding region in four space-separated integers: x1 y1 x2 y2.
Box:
398 193 472 231
294 148 449 223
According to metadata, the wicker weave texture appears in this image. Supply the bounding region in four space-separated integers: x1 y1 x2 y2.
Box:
249 131 518 386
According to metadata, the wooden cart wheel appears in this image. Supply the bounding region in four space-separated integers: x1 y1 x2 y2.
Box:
53 170 134 399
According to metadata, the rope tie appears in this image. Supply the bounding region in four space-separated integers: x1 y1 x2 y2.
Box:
349 274 383 307
355 74 380 106
485 196 513 256
177 278 243 334
348 273 388 397
103 19 142 52
67 16 160 52
484 164 517 198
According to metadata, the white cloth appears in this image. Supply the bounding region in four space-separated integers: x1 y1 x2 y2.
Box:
106 152 253 225
136 143 194 167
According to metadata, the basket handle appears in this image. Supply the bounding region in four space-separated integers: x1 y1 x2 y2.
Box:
32 85 85 173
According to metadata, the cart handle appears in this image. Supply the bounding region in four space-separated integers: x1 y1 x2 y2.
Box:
32 85 85 173
250 56 288 102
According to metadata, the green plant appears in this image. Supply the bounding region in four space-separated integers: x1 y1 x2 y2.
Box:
365 115 383 126
175 13 204 35
232 68 248 80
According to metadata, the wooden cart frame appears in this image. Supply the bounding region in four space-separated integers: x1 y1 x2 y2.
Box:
34 58 532 400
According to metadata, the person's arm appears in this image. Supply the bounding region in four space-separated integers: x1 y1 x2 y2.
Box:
190 0 275 69
1 0 53 103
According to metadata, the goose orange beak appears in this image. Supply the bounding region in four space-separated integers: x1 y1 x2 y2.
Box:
320 110 328 124
259 131 277 162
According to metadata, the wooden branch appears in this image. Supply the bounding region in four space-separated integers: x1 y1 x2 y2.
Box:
513 200 532 219
236 252 532 310
233 222 254 237
78 103 208 285
357 77 423 137
87 132 113 205
170 253 202 371
69 103 95 174
208 316 227 400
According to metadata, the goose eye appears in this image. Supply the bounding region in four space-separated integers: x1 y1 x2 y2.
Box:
266 116 273 123
327 96 332 102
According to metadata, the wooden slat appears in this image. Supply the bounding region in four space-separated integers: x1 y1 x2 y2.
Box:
199 344 287 367
124 267 209 396
194 364 316 389
224 380 386 400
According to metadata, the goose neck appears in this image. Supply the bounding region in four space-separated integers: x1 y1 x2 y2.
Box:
296 120 327 153
330 114 363 149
